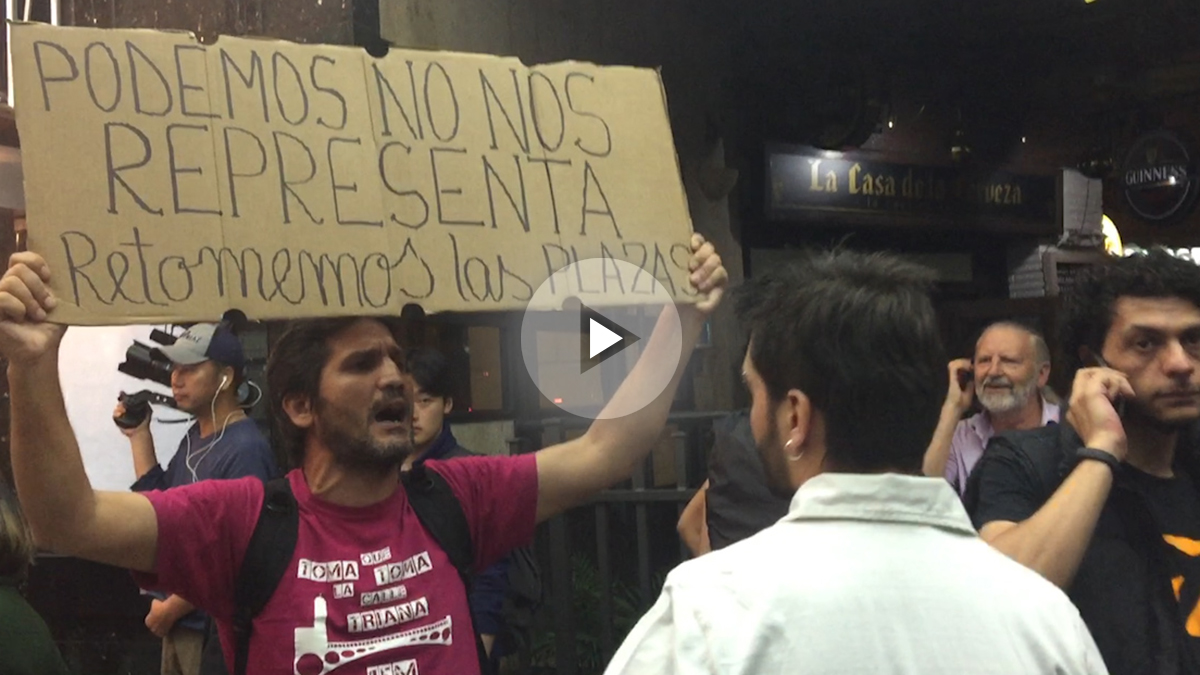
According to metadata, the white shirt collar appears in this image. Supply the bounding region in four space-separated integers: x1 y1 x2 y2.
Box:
782 472 977 536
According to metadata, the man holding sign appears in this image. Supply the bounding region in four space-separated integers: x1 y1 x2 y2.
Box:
0 232 724 674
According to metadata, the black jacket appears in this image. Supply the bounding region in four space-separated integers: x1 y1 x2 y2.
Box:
966 421 1200 675
706 411 791 550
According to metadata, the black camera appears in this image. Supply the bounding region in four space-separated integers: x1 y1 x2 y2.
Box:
115 329 180 430
114 390 177 430
117 328 177 388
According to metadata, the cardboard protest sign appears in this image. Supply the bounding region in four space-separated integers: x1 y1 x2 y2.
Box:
11 23 696 324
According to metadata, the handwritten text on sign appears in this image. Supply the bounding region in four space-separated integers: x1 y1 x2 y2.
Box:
12 24 695 324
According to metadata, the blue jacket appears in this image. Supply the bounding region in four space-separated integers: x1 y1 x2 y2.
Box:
132 417 278 631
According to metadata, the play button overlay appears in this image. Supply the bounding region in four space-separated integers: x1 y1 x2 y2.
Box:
520 258 683 420
582 304 640 373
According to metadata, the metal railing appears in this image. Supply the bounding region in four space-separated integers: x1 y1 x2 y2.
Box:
508 410 733 675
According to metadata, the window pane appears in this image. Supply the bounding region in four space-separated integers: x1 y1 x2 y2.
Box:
467 326 503 411
535 328 606 410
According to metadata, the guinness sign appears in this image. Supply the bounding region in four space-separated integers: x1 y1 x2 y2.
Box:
1121 131 1199 224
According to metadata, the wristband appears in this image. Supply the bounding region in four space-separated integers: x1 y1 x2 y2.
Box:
1076 447 1121 473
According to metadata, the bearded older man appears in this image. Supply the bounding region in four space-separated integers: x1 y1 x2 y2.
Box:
924 321 1060 495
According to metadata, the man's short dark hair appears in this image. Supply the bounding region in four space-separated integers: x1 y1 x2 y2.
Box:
1061 249 1200 375
267 317 402 468
405 348 453 399
733 249 945 474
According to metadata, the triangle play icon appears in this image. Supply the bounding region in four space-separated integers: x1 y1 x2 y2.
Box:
579 303 640 374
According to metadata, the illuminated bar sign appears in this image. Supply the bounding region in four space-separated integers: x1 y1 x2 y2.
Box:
1120 131 1199 225
766 145 1056 229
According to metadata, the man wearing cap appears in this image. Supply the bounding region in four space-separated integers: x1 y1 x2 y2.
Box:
113 323 278 675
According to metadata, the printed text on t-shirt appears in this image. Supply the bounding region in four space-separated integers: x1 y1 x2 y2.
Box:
374 552 433 585
298 558 360 582
348 597 431 633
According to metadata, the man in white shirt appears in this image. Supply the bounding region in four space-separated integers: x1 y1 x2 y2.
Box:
604 250 1106 675
923 321 1061 495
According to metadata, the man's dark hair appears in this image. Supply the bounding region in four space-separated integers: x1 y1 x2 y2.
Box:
1061 248 1200 375
733 249 945 473
267 317 402 468
405 347 453 399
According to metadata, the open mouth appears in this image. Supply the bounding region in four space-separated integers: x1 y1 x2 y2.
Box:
372 400 409 425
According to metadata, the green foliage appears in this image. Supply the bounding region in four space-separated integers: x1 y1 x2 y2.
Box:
526 555 667 675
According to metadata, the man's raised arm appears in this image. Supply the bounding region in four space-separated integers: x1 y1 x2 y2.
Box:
1 252 159 572
534 235 726 522
977 367 1131 588
923 358 973 480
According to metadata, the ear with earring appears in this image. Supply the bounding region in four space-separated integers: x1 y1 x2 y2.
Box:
785 438 804 463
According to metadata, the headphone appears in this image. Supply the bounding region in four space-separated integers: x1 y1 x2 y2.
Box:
208 311 260 407
216 371 257 407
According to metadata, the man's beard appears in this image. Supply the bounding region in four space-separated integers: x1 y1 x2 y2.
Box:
317 396 414 472
977 375 1039 415
323 426 413 472
755 412 800 500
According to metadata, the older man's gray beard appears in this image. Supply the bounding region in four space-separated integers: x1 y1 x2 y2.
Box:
977 376 1039 414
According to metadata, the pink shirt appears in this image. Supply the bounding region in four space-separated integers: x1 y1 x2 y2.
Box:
945 400 1060 496
134 454 539 675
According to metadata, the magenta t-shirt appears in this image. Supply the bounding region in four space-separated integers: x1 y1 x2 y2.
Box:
133 454 539 675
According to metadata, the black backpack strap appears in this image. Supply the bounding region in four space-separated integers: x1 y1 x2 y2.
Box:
402 462 491 673
403 463 474 570
232 477 299 675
